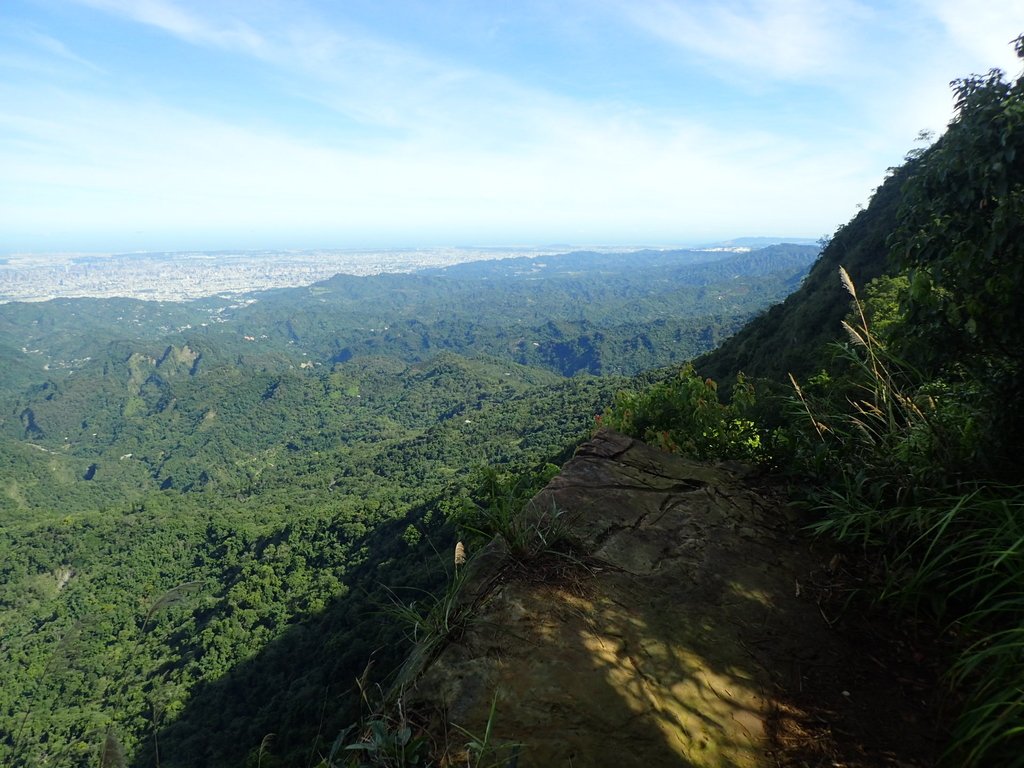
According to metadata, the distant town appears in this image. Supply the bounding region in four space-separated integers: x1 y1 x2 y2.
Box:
0 248 563 303
0 244 772 303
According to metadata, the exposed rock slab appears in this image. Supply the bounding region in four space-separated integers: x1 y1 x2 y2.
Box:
408 430 823 767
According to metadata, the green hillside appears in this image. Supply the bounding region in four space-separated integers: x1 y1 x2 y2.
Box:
0 245 816 767
694 168 907 384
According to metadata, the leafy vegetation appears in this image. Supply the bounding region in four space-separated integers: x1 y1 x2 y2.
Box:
0 244 813 766
789 270 1024 767
327 460 574 768
0 353 614 767
450 464 570 561
888 38 1024 478
602 363 763 461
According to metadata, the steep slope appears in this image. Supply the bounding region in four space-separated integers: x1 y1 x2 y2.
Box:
694 164 913 385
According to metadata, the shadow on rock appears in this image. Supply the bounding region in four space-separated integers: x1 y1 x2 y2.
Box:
406 430 845 767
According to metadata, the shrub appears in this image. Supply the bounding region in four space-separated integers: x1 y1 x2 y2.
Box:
601 363 763 462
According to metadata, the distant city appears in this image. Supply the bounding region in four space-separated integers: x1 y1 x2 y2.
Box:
0 248 568 303
0 245 759 303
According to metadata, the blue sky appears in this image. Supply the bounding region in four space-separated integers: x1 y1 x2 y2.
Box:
2 1 1023 254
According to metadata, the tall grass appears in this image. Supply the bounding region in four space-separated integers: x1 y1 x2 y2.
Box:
453 464 575 563
381 562 475 693
331 497 538 768
790 269 1024 766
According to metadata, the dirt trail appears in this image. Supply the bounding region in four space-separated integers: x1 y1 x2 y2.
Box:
408 430 944 767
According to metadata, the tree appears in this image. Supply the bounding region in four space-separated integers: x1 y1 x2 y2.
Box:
888 34 1024 475
891 35 1024 368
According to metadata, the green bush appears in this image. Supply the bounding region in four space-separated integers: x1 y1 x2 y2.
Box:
601 363 763 462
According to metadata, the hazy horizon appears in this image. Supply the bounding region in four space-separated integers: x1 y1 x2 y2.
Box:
3 1 1023 253
2 235 821 260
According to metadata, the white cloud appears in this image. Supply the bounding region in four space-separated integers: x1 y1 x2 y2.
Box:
922 1 1024 77
73 0 266 53
612 0 873 82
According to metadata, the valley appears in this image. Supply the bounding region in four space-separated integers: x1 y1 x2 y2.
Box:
0 243 817 766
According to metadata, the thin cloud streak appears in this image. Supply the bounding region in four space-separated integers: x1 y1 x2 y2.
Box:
26 31 106 73
613 0 871 82
4 0 1024 251
74 0 267 53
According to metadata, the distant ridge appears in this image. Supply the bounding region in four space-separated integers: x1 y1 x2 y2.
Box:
422 242 818 280
696 236 821 249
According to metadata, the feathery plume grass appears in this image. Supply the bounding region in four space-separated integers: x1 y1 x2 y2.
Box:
454 541 466 568
257 733 275 768
839 265 857 299
841 320 867 347
142 580 205 632
98 729 127 768
12 621 84 762
788 372 826 442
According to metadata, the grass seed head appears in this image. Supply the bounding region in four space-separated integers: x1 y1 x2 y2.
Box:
839 266 857 299
454 541 467 567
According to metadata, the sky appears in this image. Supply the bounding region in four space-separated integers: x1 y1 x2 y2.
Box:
2 1 1023 254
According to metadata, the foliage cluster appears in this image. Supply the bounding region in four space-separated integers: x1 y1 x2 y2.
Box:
892 38 1024 369
888 36 1024 472
450 464 568 561
327 463 564 768
601 363 763 461
327 687 517 768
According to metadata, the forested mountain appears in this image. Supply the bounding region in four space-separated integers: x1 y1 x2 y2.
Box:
231 243 816 376
0 243 817 767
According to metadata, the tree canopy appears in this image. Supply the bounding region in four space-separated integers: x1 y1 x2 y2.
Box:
892 35 1024 369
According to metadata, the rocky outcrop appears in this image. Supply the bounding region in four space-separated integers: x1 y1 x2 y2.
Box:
405 430 816 767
